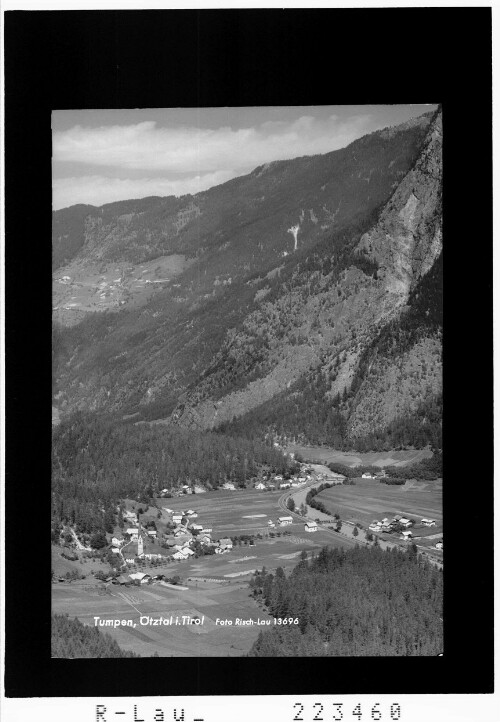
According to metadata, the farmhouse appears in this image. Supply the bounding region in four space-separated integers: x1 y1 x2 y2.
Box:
278 516 293 526
255 482 266 490
129 572 151 584
267 520 276 528
304 521 318 533
274 475 283 482
435 541 443 550
111 536 123 546
399 518 412 528
201 528 212 534
172 514 183 524
401 531 413 540
421 518 436 527
125 558 135 564
182 547 195 556
146 530 157 538
279 482 291 489
361 473 374 479
222 482 236 490
218 538 233 549
190 524 203 531
126 528 139 538
111 547 120 554
172 551 185 560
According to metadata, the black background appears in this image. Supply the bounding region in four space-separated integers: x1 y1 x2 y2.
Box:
4 8 493 697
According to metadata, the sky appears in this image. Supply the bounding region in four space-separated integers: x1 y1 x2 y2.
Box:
52 105 437 210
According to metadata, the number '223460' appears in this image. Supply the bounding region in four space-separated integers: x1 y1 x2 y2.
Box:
293 702 402 721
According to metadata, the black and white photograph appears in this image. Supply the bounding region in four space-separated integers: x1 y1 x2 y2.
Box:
50 103 443 659
3 5 494 711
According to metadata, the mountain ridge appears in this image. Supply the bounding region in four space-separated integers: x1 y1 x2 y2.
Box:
52 109 441 451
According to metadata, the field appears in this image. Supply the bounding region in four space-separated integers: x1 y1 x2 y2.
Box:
286 444 433 468
52 577 268 657
316 478 442 531
154 488 302 537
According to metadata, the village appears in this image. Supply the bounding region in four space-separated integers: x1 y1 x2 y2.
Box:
53 459 442 592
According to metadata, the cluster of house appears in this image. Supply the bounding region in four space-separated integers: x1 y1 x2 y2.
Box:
160 484 193 497
266 515 294 529
361 469 387 480
111 504 240 565
254 474 310 491
368 515 437 541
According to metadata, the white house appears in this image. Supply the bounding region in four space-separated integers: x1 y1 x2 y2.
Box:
399 518 412 528
190 524 203 531
125 558 135 564
111 547 120 554
267 520 276 528
218 538 233 549
182 547 195 557
173 551 185 560
435 541 443 550
304 521 318 533
401 531 413 540
278 516 293 526
255 482 266 490
172 514 183 524
129 572 151 584
146 530 157 538
201 528 212 534
421 518 436 527
222 482 236 490
361 473 373 479
274 475 283 482
126 528 139 538
279 482 291 489
185 510 195 516
111 537 123 547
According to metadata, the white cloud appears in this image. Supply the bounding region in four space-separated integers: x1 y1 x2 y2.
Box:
53 114 372 175
52 171 235 210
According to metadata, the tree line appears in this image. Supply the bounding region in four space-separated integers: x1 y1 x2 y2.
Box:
248 544 443 656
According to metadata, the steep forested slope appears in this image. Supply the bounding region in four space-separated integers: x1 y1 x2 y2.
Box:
52 109 441 452
51 413 297 533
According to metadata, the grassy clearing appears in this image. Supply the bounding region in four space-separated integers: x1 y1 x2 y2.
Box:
316 478 442 530
286 444 433 468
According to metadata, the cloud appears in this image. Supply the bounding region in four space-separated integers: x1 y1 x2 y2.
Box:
52 171 235 210
53 114 372 175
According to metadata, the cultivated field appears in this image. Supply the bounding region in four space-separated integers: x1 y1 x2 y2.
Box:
316 478 442 531
286 444 433 468
52 577 268 657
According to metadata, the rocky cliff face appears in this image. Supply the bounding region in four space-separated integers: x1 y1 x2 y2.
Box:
357 110 442 300
172 110 442 436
